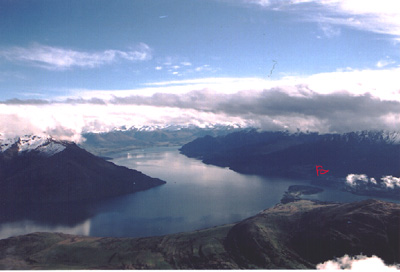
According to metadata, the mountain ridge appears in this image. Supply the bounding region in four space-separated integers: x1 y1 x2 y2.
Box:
0 198 398 269
0 135 166 203
180 130 400 199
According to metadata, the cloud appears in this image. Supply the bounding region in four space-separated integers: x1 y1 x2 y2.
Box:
381 175 400 189
0 43 152 70
100 88 400 133
0 67 399 141
345 174 371 188
155 56 215 77
243 0 400 39
345 174 400 190
181 62 192 66
1 85 399 141
2 98 50 105
376 58 396 68
317 254 399 270
244 0 271 7
318 23 341 38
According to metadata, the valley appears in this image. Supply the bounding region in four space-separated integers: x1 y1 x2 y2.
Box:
0 129 399 269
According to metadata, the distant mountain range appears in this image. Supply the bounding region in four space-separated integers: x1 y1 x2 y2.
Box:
0 135 165 203
80 125 242 156
180 130 400 198
0 198 398 269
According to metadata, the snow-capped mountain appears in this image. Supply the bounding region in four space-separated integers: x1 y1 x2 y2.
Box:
320 130 400 145
0 134 165 203
0 135 67 157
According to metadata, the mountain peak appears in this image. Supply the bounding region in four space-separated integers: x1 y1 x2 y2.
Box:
0 134 68 157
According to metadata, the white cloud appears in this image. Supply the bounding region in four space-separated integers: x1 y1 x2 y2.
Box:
376 58 396 68
242 0 271 7
135 67 400 102
381 175 400 189
195 64 211 72
345 174 400 190
244 0 400 39
156 57 215 76
317 254 399 270
282 67 400 102
345 174 369 188
318 23 341 38
1 67 399 141
0 43 152 70
0 103 248 142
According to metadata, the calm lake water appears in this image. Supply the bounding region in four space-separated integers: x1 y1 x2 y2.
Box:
0 146 398 239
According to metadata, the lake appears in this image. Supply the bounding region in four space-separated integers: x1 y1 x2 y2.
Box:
0 146 398 239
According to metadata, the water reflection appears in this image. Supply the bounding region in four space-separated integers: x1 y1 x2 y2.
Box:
0 202 95 239
0 202 94 226
0 219 91 239
1 146 399 240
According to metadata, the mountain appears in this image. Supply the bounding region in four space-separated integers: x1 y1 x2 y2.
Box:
80 125 243 156
180 130 400 198
0 199 398 269
0 135 165 203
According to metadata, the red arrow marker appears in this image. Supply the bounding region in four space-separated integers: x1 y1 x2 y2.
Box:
316 165 329 176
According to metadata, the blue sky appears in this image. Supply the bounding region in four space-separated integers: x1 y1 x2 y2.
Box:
0 0 400 139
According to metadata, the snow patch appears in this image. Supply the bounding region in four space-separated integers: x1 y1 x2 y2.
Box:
0 136 19 152
0 135 67 157
36 141 66 157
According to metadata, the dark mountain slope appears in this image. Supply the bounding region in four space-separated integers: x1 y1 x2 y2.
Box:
180 130 400 179
0 137 165 203
0 199 399 269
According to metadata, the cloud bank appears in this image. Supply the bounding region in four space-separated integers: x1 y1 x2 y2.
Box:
317 254 399 270
0 43 152 70
0 68 399 142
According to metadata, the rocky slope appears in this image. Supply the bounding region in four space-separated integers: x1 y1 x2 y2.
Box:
0 199 398 269
0 135 166 203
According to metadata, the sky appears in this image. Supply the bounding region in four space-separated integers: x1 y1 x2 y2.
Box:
0 0 400 141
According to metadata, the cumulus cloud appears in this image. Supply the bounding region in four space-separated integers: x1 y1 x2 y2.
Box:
345 174 369 188
345 174 400 190
381 175 400 189
317 254 399 270
0 43 152 70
